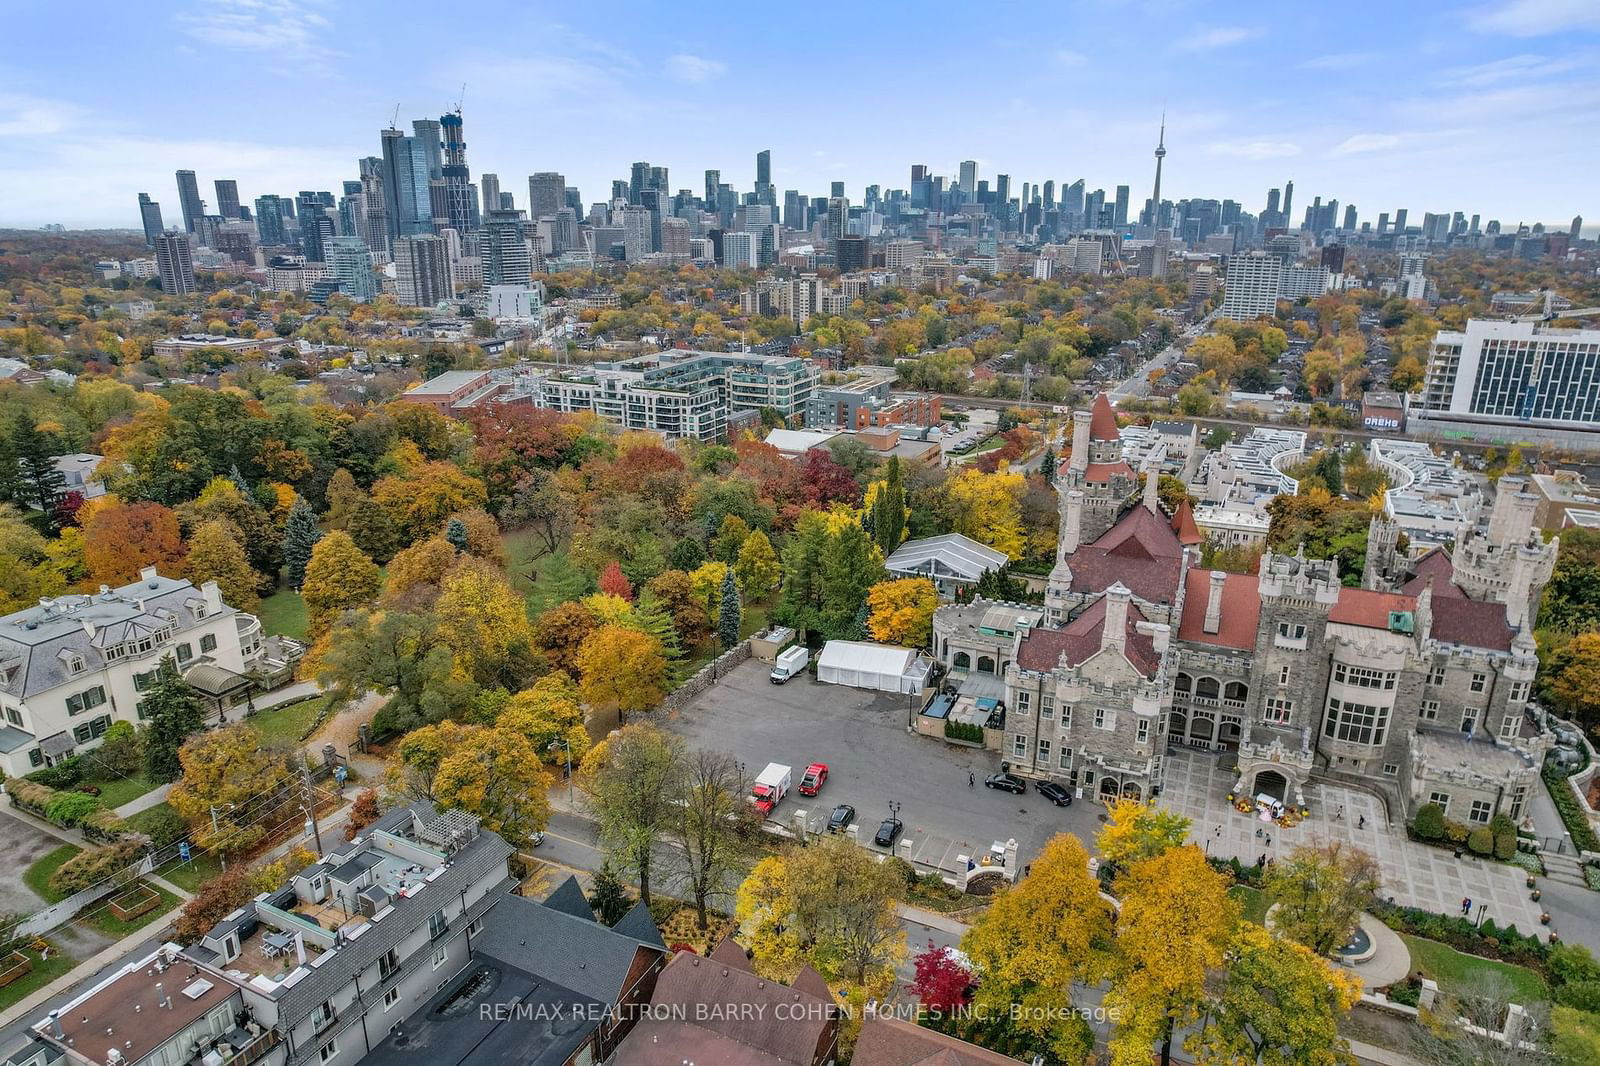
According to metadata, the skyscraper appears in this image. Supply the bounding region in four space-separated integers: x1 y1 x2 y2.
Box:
529 172 566 220
1281 180 1294 230
958 160 977 200
154 232 195 295
755 148 772 204
481 173 502 216
213 180 241 220
825 196 848 242
481 210 533 285
439 111 480 232
175 170 204 233
254 195 287 246
137 193 163 246
327 236 378 302
1147 119 1168 278
1342 204 1357 231
1113 185 1129 229
393 235 450 306
411 119 443 179
704 169 720 207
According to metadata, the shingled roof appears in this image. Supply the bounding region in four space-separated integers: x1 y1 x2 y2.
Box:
1430 597 1514 651
853 1015 1024 1066
1399 548 1466 598
1015 593 1159 677
1170 498 1204 546
1064 504 1186 605
1089 393 1119 441
1176 570 1260 651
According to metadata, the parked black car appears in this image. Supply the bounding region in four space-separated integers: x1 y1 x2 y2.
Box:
828 804 856 833
874 817 903 847
985 772 1027 795
1035 780 1073 807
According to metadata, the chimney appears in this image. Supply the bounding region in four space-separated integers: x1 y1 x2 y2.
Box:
155 983 168 1009
49 1011 63 1039
139 566 158 584
1203 571 1227 634
1069 410 1091 471
1101 584 1131 655
1062 491 1084 556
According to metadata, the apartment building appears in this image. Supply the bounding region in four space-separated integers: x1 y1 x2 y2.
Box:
1421 318 1600 430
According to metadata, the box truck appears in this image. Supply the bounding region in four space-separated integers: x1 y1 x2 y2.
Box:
748 763 791 816
770 645 809 683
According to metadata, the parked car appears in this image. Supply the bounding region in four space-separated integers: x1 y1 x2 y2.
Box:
874 817 903 847
1035 781 1073 807
798 762 829 797
530 831 546 847
985 772 1026 795
827 804 856 833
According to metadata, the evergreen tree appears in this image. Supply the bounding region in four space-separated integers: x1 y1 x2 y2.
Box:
717 568 742 650
1039 446 1057 485
630 590 688 687
873 456 905 553
589 863 632 926
849 600 870 641
529 552 594 614
775 513 830 637
702 510 719 545
228 463 251 497
282 496 322 589
142 659 206 781
820 523 886 639
445 517 470 553
10 413 66 516
0 431 20 504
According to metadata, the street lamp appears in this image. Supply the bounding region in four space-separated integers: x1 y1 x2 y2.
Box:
888 800 902 829
547 738 574 806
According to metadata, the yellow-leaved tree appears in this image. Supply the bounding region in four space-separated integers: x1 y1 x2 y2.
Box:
434 558 534 689
945 468 1026 559
1096 797 1193 870
577 624 667 725
497 673 592 770
865 577 939 647
300 531 381 637
734 529 782 600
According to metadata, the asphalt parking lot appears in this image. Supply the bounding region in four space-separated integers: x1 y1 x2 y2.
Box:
665 658 1104 872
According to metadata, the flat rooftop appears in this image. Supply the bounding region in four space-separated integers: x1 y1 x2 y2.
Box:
44 948 240 1066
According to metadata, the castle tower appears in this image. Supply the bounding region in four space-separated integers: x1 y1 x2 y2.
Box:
1450 476 1558 621
1059 394 1138 545
1363 513 1400 590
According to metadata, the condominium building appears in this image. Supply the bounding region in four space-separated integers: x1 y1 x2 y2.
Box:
392 235 450 307
1421 318 1600 430
153 232 195 296
722 231 758 270
1218 251 1281 320
326 237 377 302
0 570 261 777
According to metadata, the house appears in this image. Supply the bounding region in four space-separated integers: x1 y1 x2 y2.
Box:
885 534 1008 599
611 939 838 1066
53 453 109 500
852 1014 1023 1066
0 570 261 777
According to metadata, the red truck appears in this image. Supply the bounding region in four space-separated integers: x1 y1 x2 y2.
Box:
748 763 791 817
798 762 829 797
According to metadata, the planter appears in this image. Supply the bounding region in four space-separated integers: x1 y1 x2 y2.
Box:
1531 890 1542 902
0 951 32 989
1527 876 1537 888
107 884 161 921
1541 913 1552 925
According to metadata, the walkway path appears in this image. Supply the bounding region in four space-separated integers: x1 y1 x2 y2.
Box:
1524 777 1600 953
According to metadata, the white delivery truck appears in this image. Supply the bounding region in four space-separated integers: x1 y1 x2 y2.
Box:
770 645 810 683
748 763 792 816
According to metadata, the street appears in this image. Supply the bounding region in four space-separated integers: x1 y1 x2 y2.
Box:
1108 311 1216 400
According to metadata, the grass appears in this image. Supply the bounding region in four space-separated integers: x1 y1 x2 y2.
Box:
257 587 308 641
1400 933 1549 1004
79 771 160 811
683 602 771 675
89 881 182 938
0 943 78 1012
250 695 328 745
158 852 224 893
1229 884 1271 925
23 844 83 903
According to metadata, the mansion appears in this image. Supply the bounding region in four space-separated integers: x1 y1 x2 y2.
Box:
932 396 1555 827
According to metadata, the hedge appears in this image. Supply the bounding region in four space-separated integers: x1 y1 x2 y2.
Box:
48 839 146 897
1372 900 1548 971
24 757 83 789
944 720 985 743
1543 765 1600 853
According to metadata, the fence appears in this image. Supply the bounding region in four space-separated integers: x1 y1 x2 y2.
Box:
660 643 752 715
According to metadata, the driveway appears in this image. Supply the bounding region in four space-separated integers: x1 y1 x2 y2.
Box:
0 811 115 959
663 659 1103 873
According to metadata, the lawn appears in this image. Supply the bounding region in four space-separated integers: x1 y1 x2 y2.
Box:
79 771 160 811
0 943 78 1012
257 587 308 641
1400 934 1549 1004
1229 885 1271 925
250 695 329 745
158 851 224 893
21 844 180 937
23 844 82 903
684 602 771 674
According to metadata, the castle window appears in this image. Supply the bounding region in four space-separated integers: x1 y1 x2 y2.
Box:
1036 739 1051 765
1040 696 1054 720
1332 663 1396 690
1429 791 1450 812
1508 680 1529 703
1469 672 1486 693
1382 763 1399 776
1195 677 1220 700
1500 714 1520 740
1460 708 1478 734
1011 734 1027 758
1224 681 1249 703
1279 665 1291 686
1174 673 1192 694
1420 700 1439 721
1468 800 1492 824
1323 697 1388 746
1262 697 1292 725
1427 665 1446 686
1015 691 1030 715
1136 720 1150 743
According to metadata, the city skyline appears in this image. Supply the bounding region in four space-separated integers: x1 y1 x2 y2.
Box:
3 0 1598 229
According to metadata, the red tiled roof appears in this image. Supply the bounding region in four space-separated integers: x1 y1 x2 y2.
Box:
1090 393 1120 441
1177 570 1261 650
1083 460 1134 483
853 1016 1023 1066
1399 548 1466 598
1170 498 1204 546
1015 595 1159 677
1066 504 1185 605
1431 597 1513 651
1329 588 1417 629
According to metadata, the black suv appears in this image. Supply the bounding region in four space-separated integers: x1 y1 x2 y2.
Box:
874 817 903 847
984 772 1027 795
827 804 856 833
1035 780 1073 807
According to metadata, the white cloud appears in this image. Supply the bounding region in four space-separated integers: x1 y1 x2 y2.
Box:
1205 138 1301 160
1174 26 1262 52
1331 133 1401 155
0 94 83 137
176 0 341 71
1468 0 1600 36
1297 51 1377 71
1053 49 1087 66
1435 53 1577 87
665 54 726 84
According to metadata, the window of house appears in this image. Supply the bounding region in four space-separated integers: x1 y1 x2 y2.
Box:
1174 673 1192 694
65 686 106 716
28 748 43 767
1136 719 1150 743
201 633 218 654
4 707 21 727
1420 700 1439 721
1011 734 1027 758
1510 785 1528 820
1500 714 1520 739
65 654 85 675
1278 665 1291 686
428 910 447 939
1040 696 1054 720
1275 622 1306 646
317 1041 337 1065
1015 691 1030 715
1332 663 1397 690
1508 680 1528 703
90 714 110 738
383 988 399 1011
379 949 399 980
133 670 156 692
1428 791 1450 812
73 723 92 744
1058 749 1072 771
1094 708 1114 731
1263 697 1292 725
1382 763 1399 776
1470 672 1486 693
1461 709 1478 734
1468 800 1492 824
432 946 448 970
1427 665 1446 686
1224 681 1249 703
1036 739 1051 765
175 643 194 664
1060 705 1072 728
1322 697 1389 746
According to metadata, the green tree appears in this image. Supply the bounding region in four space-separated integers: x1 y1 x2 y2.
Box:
1265 842 1382 955
872 456 906 551
9 413 65 516
345 498 400 564
717 568 742 649
1038 446 1057 485
774 512 830 637
734 529 781 600
589 864 632 926
585 724 683 906
142 660 207 781
819 522 886 639
445 516 470 553
282 495 322 589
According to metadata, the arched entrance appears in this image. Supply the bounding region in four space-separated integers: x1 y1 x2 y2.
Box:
1121 781 1142 801
1099 777 1120 801
1168 710 1187 740
953 652 970 670
1253 769 1288 803
977 656 995 673
1189 714 1215 746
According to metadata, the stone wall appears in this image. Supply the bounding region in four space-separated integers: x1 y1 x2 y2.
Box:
660 642 754 714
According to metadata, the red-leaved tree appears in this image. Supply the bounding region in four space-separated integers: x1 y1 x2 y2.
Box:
598 560 634 602
909 941 973 1012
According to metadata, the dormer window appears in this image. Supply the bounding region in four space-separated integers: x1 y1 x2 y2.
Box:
65 654 85 675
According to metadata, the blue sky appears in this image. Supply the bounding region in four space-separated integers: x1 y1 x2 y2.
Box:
2 0 1597 229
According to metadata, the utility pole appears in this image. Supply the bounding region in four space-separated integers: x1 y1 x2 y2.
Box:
301 759 324 855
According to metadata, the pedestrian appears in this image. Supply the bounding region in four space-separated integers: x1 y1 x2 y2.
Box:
968 771 975 788
1335 805 1344 821
1358 814 1366 829
1214 825 1222 838
1255 826 1263 838
1461 897 1472 916
1265 834 1272 847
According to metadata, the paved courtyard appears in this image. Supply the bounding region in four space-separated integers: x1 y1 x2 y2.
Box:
1161 748 1547 938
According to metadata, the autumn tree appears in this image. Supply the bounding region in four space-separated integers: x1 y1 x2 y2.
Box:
141 660 207 781
169 724 296 857
643 569 710 645
532 600 600 676
372 460 488 540
500 469 577 559
598 559 635 601
734 529 781 600
382 535 458 606
1265 841 1382 955
300 531 381 636
585 724 683 906
1107 847 1237 1066
1096 797 1193 872
83 501 186 585
960 833 1112 1063
344 789 381 840
317 608 469 739
1189 923 1363 1066
282 495 321 589
1543 632 1600 732
712 514 752 564
866 577 938 647
909 942 974 1013
946 468 1026 559
434 559 535 689
667 749 752 930
497 673 591 770
390 721 551 847
578 624 667 725
185 520 261 611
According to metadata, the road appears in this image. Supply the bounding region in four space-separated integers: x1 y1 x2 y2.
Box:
1109 312 1217 400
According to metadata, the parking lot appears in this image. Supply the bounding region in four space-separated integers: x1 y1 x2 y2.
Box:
665 658 1102 873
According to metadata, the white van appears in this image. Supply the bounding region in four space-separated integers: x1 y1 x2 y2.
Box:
770 645 809 683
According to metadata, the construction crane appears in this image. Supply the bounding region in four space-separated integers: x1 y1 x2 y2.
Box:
389 103 400 130
455 83 466 113
1512 288 1600 323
